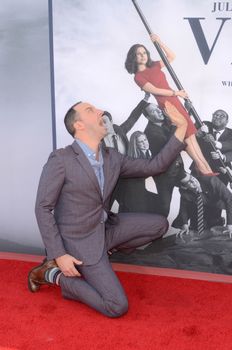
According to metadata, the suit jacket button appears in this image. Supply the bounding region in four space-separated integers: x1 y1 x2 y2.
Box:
100 220 104 224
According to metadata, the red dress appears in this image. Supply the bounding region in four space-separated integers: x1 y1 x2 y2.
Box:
134 61 196 138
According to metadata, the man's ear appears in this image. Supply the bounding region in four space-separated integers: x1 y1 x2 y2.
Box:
75 120 84 131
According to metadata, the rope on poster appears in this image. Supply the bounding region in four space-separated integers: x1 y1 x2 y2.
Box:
131 0 232 183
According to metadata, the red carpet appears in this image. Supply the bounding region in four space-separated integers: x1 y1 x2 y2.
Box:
1 259 232 350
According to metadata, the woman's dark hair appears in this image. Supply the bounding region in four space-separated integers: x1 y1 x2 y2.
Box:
125 44 153 74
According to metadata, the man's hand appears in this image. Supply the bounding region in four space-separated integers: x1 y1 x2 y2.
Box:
203 133 222 149
200 124 209 134
219 165 232 176
177 224 189 237
203 133 215 144
180 224 190 235
211 150 225 161
196 124 208 138
226 225 232 239
55 254 83 277
219 167 227 174
215 141 222 150
176 224 189 240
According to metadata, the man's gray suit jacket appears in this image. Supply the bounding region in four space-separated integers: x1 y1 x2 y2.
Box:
35 135 184 266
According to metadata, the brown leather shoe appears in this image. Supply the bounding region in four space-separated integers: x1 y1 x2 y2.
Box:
28 258 58 293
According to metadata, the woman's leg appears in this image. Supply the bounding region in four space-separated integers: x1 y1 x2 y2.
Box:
185 134 213 174
164 101 215 175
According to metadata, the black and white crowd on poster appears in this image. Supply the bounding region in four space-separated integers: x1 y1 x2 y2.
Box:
103 94 232 239
101 33 232 241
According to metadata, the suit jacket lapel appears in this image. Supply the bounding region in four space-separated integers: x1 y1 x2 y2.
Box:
71 141 102 196
102 146 111 200
218 128 228 141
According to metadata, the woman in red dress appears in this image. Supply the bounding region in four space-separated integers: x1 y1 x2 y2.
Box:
125 34 215 175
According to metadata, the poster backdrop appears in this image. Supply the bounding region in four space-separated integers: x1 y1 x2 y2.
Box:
51 0 232 274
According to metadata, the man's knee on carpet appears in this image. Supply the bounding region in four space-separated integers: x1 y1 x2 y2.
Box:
61 283 129 318
104 294 129 318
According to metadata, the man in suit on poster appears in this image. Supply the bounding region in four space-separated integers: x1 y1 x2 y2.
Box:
102 95 149 210
172 173 232 237
192 109 232 186
28 99 187 317
102 94 150 154
143 103 186 216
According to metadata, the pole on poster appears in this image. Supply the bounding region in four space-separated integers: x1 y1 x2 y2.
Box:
131 0 232 182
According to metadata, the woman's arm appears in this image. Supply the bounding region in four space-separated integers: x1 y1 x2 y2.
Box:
150 34 175 67
142 81 188 99
145 34 188 99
